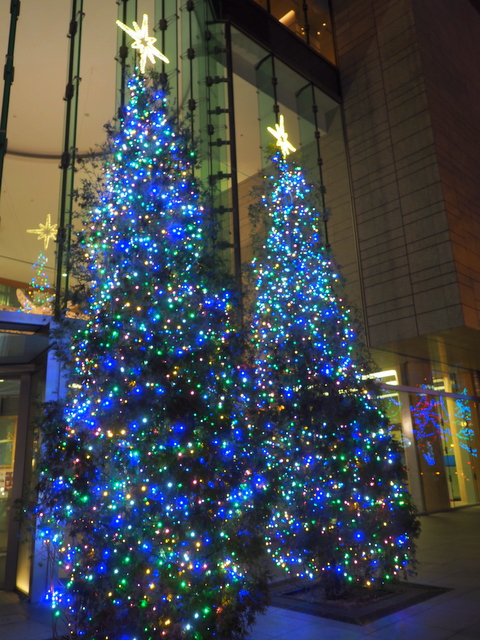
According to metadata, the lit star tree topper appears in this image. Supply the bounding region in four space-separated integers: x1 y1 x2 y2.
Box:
27 214 58 249
116 13 169 74
267 114 296 157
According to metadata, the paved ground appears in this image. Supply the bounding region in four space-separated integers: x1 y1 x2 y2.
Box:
1 506 479 639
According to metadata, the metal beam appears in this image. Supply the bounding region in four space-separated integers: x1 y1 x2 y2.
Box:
54 0 84 318
0 0 21 199
116 0 138 119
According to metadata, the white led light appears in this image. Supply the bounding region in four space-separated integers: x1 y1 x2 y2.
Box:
116 14 170 74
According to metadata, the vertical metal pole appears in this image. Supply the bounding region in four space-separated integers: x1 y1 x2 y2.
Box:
161 0 166 68
116 0 137 119
0 0 21 200
54 0 84 318
154 0 179 108
157 0 168 84
186 0 197 166
311 84 329 247
302 2 311 46
271 55 279 123
224 21 242 305
118 0 129 118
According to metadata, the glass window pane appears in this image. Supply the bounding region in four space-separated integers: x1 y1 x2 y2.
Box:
305 0 336 63
267 1 336 64
0 379 21 590
0 157 58 289
230 26 349 289
410 392 451 512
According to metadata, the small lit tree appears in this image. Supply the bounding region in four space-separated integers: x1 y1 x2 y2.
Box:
16 253 54 314
27 253 54 308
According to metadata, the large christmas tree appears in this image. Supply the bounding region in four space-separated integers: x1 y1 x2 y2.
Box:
36 70 269 640
249 124 419 597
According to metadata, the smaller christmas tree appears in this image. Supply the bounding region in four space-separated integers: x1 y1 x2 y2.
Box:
28 253 54 308
249 117 419 597
17 253 54 314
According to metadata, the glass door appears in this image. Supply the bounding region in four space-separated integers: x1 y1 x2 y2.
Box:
0 379 20 590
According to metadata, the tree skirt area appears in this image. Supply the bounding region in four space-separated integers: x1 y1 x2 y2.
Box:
269 578 450 625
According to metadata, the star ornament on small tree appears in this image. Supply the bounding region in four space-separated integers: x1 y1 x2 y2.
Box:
27 214 58 249
267 114 296 157
116 13 169 74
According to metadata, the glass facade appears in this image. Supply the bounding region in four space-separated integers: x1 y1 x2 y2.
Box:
0 1 118 309
231 32 339 244
0 0 340 304
250 0 335 63
135 1 351 299
0 155 59 308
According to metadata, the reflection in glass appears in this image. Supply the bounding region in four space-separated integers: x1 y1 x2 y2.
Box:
409 384 480 511
409 392 450 512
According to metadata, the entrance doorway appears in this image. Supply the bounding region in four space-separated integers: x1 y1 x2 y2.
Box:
0 379 21 589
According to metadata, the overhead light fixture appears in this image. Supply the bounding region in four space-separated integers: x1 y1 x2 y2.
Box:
362 369 398 383
279 10 296 27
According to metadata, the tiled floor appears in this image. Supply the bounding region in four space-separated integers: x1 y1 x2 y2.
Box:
0 590 57 640
249 506 480 640
1 506 479 640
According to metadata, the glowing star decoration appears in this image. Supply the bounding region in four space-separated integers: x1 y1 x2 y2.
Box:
116 13 169 74
27 214 58 249
267 114 296 157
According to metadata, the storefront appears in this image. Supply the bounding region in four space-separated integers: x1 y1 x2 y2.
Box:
375 363 480 514
0 312 61 596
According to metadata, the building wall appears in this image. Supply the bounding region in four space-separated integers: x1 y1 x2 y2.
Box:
322 104 361 311
331 0 473 348
412 0 480 332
